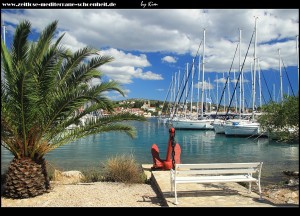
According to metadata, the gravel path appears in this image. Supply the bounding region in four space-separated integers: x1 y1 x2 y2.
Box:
1 182 166 207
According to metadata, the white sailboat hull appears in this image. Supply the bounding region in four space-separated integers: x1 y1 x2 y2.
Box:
171 119 214 130
224 122 264 136
212 123 225 134
212 119 241 134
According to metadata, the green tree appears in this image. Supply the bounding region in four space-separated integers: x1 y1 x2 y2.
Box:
1 20 145 198
133 100 144 108
258 95 299 142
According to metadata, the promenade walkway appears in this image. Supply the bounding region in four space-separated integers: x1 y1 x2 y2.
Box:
142 164 275 207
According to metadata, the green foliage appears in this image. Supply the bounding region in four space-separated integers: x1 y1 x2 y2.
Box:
258 95 299 142
132 100 144 108
104 154 147 184
1 20 146 160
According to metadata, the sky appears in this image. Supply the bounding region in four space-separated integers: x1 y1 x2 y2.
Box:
1 9 299 108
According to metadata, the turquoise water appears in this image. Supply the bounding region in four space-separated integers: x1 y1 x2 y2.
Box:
1 118 299 184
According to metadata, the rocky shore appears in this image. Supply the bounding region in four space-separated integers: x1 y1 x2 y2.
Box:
260 171 299 205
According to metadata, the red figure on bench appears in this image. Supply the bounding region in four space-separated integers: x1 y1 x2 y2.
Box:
151 127 181 170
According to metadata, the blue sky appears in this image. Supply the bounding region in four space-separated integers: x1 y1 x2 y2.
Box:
1 9 299 108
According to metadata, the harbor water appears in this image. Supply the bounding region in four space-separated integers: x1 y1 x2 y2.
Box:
1 117 298 184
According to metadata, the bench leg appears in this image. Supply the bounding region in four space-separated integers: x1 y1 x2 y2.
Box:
257 182 263 201
248 182 252 193
170 186 174 196
170 179 175 196
174 184 178 205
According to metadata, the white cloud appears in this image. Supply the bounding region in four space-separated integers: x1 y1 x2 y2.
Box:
214 77 227 84
230 78 249 84
194 81 213 90
100 64 163 84
99 48 151 67
162 56 177 63
95 48 163 84
89 78 101 87
58 31 86 52
3 9 298 75
156 88 165 91
134 69 163 80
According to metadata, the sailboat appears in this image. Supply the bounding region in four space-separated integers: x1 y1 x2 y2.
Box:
171 29 214 130
223 17 265 137
212 29 243 134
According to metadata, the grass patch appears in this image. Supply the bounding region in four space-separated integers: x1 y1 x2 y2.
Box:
46 162 57 181
104 154 147 184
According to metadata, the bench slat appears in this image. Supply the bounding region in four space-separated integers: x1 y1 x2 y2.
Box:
174 175 257 184
176 168 257 175
176 163 261 169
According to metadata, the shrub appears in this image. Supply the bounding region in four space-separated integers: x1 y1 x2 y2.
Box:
81 167 105 183
46 163 57 181
104 154 147 184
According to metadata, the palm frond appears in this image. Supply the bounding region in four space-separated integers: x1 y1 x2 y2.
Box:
1 20 145 159
58 47 96 85
94 80 125 97
30 20 58 63
11 20 31 66
1 39 13 73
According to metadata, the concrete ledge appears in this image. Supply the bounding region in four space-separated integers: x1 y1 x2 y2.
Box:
142 164 275 207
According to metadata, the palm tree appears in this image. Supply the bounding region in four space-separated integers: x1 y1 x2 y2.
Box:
1 20 145 198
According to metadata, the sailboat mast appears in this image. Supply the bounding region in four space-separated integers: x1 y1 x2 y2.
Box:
197 56 201 115
171 75 174 104
223 72 226 112
190 59 195 115
201 29 205 118
296 35 299 88
170 75 174 116
252 17 258 120
278 49 283 102
216 74 219 111
185 63 189 118
239 28 242 117
234 69 237 112
208 77 211 113
258 58 262 108
177 70 180 97
227 71 230 106
174 72 177 104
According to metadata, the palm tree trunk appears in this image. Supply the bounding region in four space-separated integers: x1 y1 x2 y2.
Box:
4 157 50 198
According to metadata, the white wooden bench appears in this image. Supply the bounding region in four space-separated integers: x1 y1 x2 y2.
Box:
170 162 263 205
